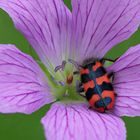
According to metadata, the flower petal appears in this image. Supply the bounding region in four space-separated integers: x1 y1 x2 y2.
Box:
108 45 140 116
41 102 126 140
71 0 140 62
0 44 55 114
0 0 72 72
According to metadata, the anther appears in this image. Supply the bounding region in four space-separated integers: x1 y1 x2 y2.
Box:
51 76 65 86
54 60 67 72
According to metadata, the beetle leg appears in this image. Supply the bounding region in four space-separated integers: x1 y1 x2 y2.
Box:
73 71 80 75
77 87 85 93
78 93 86 98
77 88 85 97
76 81 85 97
114 93 117 97
68 59 83 70
76 80 83 87
76 81 84 92
108 72 115 81
103 57 120 63
100 59 105 64
88 106 92 110
103 58 115 62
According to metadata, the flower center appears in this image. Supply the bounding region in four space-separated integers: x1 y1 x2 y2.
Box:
47 61 85 102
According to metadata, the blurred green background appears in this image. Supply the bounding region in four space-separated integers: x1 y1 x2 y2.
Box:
0 0 140 140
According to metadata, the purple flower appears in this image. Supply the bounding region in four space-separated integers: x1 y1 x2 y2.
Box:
0 0 140 139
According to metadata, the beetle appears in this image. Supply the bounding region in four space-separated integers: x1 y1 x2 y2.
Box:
69 58 116 113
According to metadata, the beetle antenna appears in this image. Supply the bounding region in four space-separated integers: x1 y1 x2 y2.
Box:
68 59 82 70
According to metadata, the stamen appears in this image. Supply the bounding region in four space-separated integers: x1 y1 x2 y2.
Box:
63 90 69 97
54 65 63 72
58 81 65 86
54 60 67 72
61 61 67 71
51 76 65 86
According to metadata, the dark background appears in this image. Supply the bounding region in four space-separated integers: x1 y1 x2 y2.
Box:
0 0 140 139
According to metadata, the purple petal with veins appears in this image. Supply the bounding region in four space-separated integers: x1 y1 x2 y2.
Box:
42 102 126 140
0 44 55 114
108 45 140 116
0 0 72 71
71 0 140 62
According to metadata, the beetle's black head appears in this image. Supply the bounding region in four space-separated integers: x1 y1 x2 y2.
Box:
82 57 101 68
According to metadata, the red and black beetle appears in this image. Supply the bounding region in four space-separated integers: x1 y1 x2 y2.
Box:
71 58 116 113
